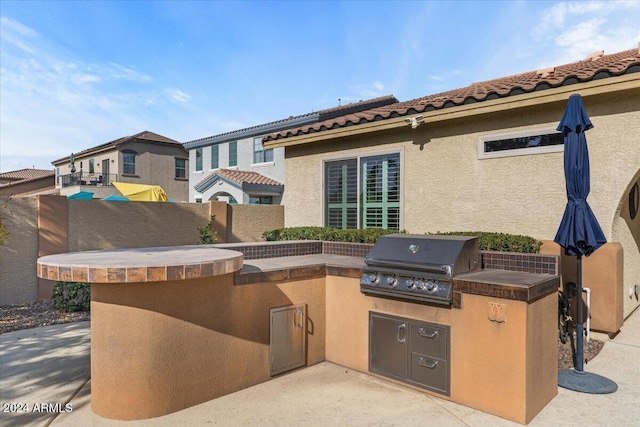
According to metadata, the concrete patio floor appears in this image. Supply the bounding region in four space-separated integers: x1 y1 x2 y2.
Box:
1 307 639 427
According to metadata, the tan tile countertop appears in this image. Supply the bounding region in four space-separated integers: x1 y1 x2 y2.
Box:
36 245 243 283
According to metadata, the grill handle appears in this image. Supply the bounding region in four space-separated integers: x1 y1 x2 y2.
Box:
365 258 451 276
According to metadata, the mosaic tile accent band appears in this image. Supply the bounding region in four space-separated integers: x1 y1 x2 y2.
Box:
481 251 558 275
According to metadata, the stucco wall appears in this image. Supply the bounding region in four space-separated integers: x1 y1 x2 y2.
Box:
0 198 39 305
91 275 325 420
66 200 209 251
227 204 284 243
612 172 640 317
284 89 640 317
118 140 189 202
325 275 556 424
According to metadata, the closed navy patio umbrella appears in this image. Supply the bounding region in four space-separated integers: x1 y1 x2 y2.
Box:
554 94 616 393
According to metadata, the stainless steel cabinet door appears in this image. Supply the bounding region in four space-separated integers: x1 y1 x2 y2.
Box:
270 304 306 376
369 313 408 380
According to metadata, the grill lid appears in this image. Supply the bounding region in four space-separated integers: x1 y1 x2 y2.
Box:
365 234 480 276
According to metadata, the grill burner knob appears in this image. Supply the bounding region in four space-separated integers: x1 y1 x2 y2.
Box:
415 280 425 291
406 279 415 289
426 281 437 292
369 274 379 285
386 276 397 288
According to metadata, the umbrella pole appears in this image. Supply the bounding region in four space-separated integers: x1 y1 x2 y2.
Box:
558 252 617 393
575 254 584 372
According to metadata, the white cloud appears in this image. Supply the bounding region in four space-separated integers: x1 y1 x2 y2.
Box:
0 16 38 53
166 88 192 103
107 63 152 83
531 1 640 68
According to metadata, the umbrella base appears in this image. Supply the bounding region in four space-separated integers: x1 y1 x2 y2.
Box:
558 369 617 394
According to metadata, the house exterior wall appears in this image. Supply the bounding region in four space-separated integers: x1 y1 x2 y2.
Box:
284 89 640 317
117 141 189 202
188 138 285 203
0 176 55 197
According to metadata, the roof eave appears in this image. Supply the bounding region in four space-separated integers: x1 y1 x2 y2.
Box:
264 73 640 149
183 113 320 149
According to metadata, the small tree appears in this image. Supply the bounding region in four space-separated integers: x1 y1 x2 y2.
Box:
198 215 218 244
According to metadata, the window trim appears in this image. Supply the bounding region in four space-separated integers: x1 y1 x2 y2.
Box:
122 150 137 175
478 127 563 160
175 157 187 179
321 148 403 230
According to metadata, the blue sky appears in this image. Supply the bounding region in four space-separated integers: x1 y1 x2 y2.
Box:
1 0 638 172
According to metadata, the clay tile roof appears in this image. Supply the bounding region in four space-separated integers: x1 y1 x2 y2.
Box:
265 48 639 142
195 169 283 190
0 168 55 182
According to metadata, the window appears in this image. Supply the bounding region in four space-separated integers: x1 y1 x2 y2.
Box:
175 158 186 179
89 159 95 173
229 141 237 167
360 154 400 230
211 145 219 169
253 137 273 164
249 195 273 204
56 168 60 184
195 148 203 171
123 151 136 175
325 159 358 229
325 153 400 230
479 128 564 159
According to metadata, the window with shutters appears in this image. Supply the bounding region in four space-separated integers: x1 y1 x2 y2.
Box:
325 159 358 229
324 152 400 230
360 153 400 230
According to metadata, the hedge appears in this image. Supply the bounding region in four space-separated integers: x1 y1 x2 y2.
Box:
263 227 402 243
263 227 541 253
433 231 542 254
52 281 91 312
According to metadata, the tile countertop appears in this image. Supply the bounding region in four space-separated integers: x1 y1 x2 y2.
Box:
237 254 559 303
36 245 244 283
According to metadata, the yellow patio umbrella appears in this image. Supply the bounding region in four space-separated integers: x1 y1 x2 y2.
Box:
112 182 168 202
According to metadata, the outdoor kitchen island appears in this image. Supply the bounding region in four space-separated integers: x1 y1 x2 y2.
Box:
37 241 559 425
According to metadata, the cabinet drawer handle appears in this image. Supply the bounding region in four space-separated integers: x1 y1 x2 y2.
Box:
418 328 438 339
397 323 406 343
294 309 303 328
418 357 438 369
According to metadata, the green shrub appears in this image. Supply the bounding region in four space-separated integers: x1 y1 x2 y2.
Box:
433 231 542 253
52 281 91 312
198 215 218 244
262 227 541 253
262 226 402 243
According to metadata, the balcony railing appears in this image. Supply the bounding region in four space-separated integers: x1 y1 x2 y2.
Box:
60 172 118 188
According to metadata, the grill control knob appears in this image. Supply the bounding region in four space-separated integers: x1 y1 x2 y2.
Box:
426 281 437 292
386 276 397 288
369 274 379 285
415 280 426 291
406 279 415 290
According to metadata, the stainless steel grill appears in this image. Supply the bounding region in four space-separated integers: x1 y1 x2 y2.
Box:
360 234 480 306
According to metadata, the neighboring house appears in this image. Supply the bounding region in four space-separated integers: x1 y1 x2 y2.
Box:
0 168 56 197
264 48 640 317
51 131 189 201
183 96 399 204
